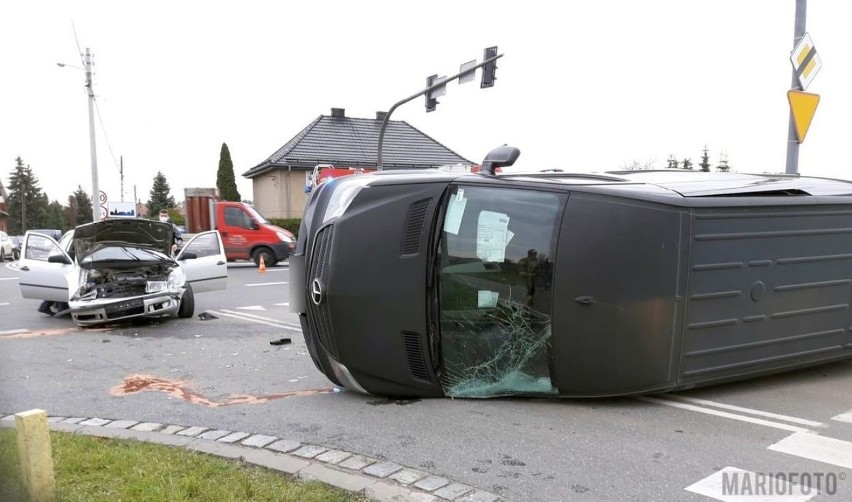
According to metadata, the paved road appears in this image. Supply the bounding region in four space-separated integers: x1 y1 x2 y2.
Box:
2 261 852 501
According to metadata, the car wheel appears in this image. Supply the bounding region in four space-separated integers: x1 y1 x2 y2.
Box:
178 285 195 318
252 247 275 267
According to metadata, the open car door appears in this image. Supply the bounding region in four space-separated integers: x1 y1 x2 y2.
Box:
18 231 75 302
176 231 228 293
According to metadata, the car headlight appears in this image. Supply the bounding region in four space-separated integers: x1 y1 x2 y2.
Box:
276 230 294 242
168 268 185 290
321 176 373 223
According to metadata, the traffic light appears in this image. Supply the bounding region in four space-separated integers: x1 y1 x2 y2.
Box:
425 74 438 112
481 46 498 88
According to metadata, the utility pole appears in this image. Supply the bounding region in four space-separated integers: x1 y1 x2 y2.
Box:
85 48 100 220
785 0 807 174
120 156 124 202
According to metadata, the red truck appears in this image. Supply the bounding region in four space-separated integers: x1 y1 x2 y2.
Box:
184 188 296 267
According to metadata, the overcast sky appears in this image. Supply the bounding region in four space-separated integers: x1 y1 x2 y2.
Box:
2 1 850 209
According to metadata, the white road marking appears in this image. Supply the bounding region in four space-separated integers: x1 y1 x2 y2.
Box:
244 281 288 287
686 467 817 501
638 396 809 433
0 277 19 281
830 408 852 423
667 396 825 428
236 306 267 311
768 432 852 469
0 329 29 336
211 309 302 332
274 302 290 307
0 302 10 306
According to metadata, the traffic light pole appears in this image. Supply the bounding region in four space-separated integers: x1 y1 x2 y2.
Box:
376 52 504 170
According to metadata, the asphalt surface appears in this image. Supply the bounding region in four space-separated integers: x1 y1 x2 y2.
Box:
2 260 852 501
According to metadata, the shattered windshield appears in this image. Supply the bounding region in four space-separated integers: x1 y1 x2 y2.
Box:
437 185 564 397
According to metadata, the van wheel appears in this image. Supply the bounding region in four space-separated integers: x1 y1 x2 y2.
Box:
178 285 195 318
252 247 275 267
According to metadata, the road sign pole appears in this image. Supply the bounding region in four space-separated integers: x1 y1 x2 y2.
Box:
785 0 807 175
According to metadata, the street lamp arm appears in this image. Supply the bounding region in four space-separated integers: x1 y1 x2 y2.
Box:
376 52 504 170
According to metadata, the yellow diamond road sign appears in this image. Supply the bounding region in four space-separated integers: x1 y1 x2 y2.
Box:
787 90 820 143
790 33 821 91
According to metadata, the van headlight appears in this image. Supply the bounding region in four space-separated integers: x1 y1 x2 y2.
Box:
276 230 294 242
321 176 372 223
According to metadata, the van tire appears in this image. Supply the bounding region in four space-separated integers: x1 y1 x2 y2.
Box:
178 285 195 318
252 247 275 267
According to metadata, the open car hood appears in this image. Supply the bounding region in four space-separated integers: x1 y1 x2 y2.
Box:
74 219 174 259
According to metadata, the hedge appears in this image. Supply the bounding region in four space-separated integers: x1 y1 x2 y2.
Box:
268 218 301 237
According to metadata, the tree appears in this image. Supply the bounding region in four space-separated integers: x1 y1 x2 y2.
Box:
5 157 49 234
147 171 176 218
216 143 241 201
71 185 93 226
65 194 79 228
45 200 66 231
681 158 693 170
717 152 731 172
666 155 679 169
699 146 711 172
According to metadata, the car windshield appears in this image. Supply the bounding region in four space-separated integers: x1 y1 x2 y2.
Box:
244 205 270 224
436 185 564 398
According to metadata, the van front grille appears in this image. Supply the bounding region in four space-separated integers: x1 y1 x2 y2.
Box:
306 226 339 358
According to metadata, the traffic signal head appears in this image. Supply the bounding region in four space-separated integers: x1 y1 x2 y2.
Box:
425 74 438 112
481 46 498 88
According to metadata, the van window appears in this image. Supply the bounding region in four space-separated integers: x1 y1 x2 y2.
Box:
223 207 254 229
437 185 564 398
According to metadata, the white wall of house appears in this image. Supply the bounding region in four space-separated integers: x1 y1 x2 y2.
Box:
250 169 311 219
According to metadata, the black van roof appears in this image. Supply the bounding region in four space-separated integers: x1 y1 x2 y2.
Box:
498 170 852 198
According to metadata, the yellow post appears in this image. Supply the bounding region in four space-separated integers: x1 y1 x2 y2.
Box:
14 409 55 502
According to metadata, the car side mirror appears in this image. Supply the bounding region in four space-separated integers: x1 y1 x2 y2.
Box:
179 252 198 261
47 254 72 265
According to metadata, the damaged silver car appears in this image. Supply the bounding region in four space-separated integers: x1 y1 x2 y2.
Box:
18 219 227 326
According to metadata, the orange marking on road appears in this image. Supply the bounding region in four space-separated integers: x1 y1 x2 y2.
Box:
110 374 333 408
0 327 111 339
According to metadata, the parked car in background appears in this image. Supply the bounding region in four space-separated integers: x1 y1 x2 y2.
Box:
0 231 13 262
9 235 23 260
18 220 228 326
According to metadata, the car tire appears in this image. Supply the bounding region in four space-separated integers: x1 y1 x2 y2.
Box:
252 247 275 267
178 285 195 318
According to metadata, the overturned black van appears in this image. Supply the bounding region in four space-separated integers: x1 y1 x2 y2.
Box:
290 146 852 398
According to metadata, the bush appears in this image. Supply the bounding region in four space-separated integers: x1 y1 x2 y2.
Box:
269 218 301 237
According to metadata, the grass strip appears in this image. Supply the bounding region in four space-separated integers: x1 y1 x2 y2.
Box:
0 429 363 501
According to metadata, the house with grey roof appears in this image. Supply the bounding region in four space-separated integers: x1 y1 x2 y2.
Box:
243 108 472 218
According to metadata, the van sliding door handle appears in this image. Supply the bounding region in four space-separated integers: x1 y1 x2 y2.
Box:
574 295 597 305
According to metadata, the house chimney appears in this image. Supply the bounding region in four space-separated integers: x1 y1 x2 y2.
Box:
375 111 388 122
331 108 345 118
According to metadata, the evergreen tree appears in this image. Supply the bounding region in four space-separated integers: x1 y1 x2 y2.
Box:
65 195 79 228
699 146 711 172
5 157 48 233
681 158 693 170
717 152 731 172
216 143 241 201
45 200 66 231
72 185 93 225
147 171 176 218
666 155 679 169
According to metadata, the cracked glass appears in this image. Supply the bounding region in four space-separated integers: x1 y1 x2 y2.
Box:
437 185 563 397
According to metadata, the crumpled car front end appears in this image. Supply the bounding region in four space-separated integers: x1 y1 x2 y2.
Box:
67 219 187 326
69 260 186 326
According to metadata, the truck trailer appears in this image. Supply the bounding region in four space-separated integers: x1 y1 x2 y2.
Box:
290 146 852 398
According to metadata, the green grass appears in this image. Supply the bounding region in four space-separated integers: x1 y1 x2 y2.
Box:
0 429 363 501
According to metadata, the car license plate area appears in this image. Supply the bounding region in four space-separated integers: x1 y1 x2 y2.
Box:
105 298 145 319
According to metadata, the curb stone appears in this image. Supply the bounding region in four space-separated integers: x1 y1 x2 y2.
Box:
1 412 503 501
